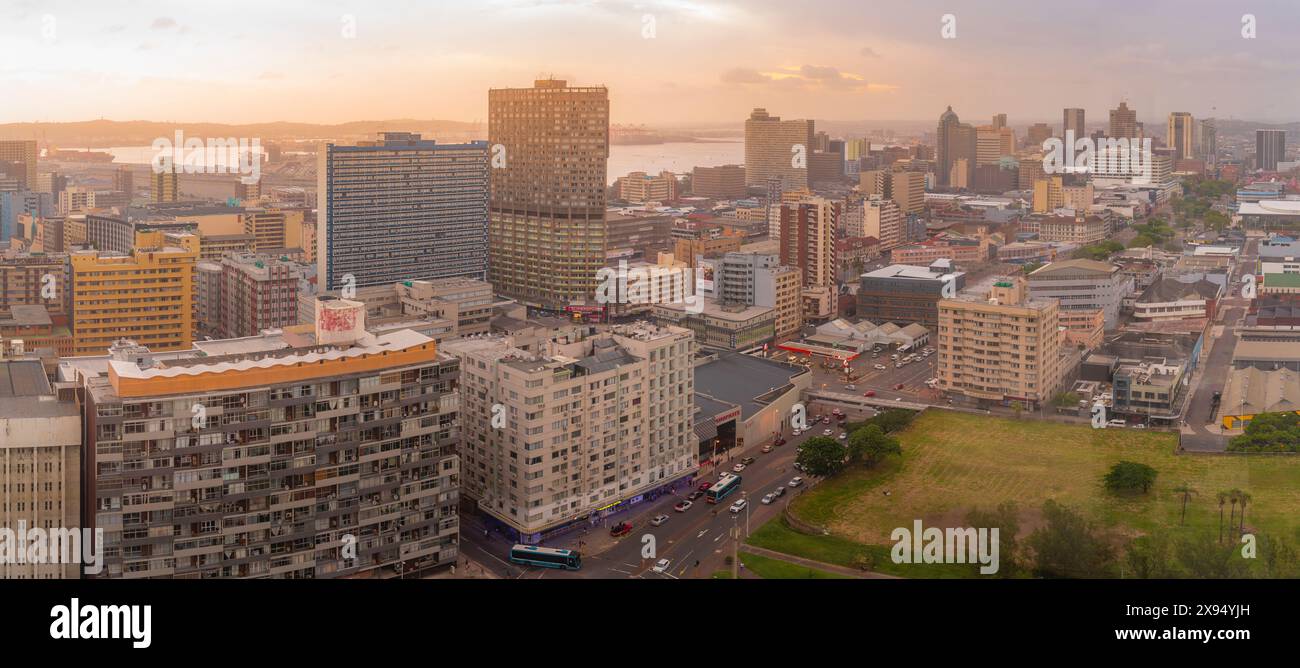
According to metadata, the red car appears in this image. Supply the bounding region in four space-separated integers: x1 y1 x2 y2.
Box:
894 383 905 390
774 437 787 446
863 390 876 397
698 481 713 491
609 522 633 537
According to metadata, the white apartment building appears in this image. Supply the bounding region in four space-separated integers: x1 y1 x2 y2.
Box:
444 323 696 542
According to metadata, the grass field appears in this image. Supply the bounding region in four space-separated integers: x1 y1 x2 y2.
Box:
737 551 852 579
770 410 1300 574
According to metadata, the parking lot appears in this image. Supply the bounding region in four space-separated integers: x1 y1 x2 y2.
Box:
795 342 940 402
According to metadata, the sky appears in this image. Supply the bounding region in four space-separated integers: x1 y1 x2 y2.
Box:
3 0 1300 126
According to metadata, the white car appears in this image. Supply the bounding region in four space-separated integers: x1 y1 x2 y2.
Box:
788 477 804 487
732 463 746 472
650 514 669 527
874 364 887 371
844 384 856 391
729 499 747 513
822 429 833 436
838 432 847 440
761 493 775 505
652 558 671 573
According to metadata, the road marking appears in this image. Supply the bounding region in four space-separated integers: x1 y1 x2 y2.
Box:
696 529 708 538
609 568 634 575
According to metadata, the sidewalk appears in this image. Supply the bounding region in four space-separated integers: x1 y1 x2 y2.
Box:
739 545 899 579
426 553 500 579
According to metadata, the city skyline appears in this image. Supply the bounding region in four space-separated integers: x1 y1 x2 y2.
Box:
4 0 1300 125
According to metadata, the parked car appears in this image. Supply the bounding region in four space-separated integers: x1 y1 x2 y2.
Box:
741 456 755 465
793 462 805 472
838 432 847 440
729 499 747 513
652 558 671 574
687 491 704 501
698 481 713 491
822 428 833 436
788 477 804 487
650 514 669 527
674 500 693 512
761 444 773 453
732 463 746 472
610 522 633 537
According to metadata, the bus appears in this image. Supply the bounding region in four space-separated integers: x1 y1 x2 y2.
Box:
706 473 742 504
508 544 582 570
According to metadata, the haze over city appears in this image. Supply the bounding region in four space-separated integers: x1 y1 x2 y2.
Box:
4 0 1300 125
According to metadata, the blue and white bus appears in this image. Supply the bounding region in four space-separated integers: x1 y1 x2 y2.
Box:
508 544 582 570
706 473 742 504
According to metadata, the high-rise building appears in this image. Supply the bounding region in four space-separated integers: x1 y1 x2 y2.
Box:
1109 102 1138 139
318 132 489 292
858 261 965 329
936 107 976 188
62 305 462 578
0 140 38 191
0 359 81 579
112 166 134 197
615 171 678 203
1026 123 1053 149
744 108 814 190
1257 129 1286 171
937 276 1066 409
212 253 303 338
489 80 609 310
243 207 305 253
69 230 199 355
862 195 904 249
1167 112 1195 160
1026 258 1134 330
779 197 839 291
991 113 1008 129
1033 175 1064 212
0 251 69 318
717 251 803 342
1198 119 1218 167
444 323 695 543
976 125 1016 166
691 164 746 198
150 165 180 203
1063 108 1086 140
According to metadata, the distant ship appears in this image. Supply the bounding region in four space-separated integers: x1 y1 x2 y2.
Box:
45 147 116 163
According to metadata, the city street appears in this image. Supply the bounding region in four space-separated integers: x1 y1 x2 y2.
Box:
458 420 841 579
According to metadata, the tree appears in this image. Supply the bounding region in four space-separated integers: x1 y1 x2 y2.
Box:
1028 500 1115 578
1125 531 1180 578
1051 391 1081 408
1102 461 1158 495
1175 532 1250 578
1237 491 1252 538
1227 489 1241 535
1228 411 1300 452
846 424 901 468
966 502 1021 577
796 436 847 477
1171 483 1197 526
1216 491 1228 544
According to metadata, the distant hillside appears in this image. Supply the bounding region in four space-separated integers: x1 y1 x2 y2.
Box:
0 119 485 147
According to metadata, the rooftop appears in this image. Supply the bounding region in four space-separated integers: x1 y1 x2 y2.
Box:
694 352 807 420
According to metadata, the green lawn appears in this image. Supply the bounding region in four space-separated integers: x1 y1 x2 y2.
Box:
765 410 1300 576
737 551 851 579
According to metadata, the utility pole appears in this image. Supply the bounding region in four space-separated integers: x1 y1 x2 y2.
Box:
731 517 740 579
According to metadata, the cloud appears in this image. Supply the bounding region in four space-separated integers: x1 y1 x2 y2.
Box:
151 17 178 30
721 67 771 84
859 46 880 58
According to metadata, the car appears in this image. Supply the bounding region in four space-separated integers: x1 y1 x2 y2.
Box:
895 363 903 368
822 428 833 435
838 432 847 440
674 500 693 512
891 354 899 360
874 364 887 371
894 383 905 390
774 437 787 446
788 477 804 487
792 428 802 436
698 481 713 491
1134 423 1147 429
741 456 755 465
844 384 856 391
863 390 876 397
650 514 669 527
687 490 704 501
729 499 747 513
761 493 775 505
732 463 746 472
610 522 633 537
1107 419 1126 428
821 416 831 424
761 444 773 453
793 462 805 472
772 486 786 498
652 558 671 573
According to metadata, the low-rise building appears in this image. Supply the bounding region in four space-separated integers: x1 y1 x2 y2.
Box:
1027 259 1133 330
1132 277 1222 322
857 261 966 329
650 299 775 351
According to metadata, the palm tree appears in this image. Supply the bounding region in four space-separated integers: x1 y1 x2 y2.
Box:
1237 491 1252 538
1216 491 1228 543
1227 489 1243 539
1172 483 1197 526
